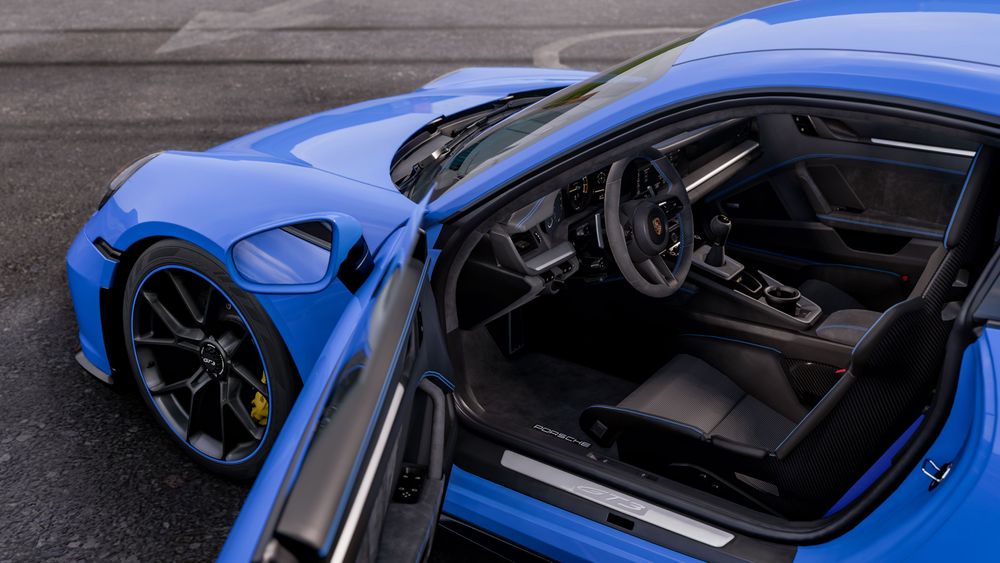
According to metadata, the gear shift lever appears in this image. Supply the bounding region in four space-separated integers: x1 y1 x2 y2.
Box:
705 214 731 267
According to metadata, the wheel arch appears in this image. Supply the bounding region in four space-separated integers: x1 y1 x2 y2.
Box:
99 235 165 387
99 236 303 389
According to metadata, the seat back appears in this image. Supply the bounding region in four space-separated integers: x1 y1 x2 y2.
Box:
768 145 1000 511
773 297 924 459
905 146 993 300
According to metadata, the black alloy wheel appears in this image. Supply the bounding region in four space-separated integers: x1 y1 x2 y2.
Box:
123 240 296 479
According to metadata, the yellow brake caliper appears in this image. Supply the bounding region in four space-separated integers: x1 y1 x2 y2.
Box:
250 373 268 426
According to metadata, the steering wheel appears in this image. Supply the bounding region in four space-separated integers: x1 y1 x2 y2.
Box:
603 148 694 298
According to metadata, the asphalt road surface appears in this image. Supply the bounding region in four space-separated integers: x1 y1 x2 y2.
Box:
0 1 771 560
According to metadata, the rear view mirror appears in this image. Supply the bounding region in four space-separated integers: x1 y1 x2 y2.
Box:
228 215 365 294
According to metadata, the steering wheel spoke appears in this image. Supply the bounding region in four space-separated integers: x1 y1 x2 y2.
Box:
653 193 685 220
649 154 684 187
637 256 678 287
651 189 672 205
619 211 634 240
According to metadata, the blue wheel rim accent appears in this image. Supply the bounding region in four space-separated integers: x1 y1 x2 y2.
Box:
129 265 272 464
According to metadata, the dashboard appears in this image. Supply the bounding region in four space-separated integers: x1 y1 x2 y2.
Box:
564 160 677 275
483 117 759 293
456 110 981 332
557 161 668 215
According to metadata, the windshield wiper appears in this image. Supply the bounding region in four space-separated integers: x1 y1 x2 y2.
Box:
397 102 517 196
399 96 541 198
433 97 536 161
397 154 436 196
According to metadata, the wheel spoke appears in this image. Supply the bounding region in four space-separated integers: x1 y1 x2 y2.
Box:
218 379 230 457
142 290 204 342
228 399 264 441
218 330 246 356
231 362 267 396
652 188 674 205
201 289 215 328
186 379 215 441
149 379 189 396
223 378 265 442
149 366 205 396
654 194 683 219
651 255 678 284
134 335 200 354
190 368 212 394
620 212 634 242
167 271 205 325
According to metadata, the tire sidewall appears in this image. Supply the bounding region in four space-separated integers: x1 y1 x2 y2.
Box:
122 239 296 480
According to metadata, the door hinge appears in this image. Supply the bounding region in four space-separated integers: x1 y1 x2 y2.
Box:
921 458 952 491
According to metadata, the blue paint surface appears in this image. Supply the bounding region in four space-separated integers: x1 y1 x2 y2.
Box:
66 229 118 374
63 1 1000 559
68 70 584 383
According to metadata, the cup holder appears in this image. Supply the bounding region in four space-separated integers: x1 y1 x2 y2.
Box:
764 284 801 315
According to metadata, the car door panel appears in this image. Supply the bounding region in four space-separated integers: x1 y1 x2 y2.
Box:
268 238 453 563
712 114 973 309
725 218 940 310
222 196 456 562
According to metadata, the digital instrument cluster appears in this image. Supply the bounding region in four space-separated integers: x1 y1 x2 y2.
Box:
561 161 667 216
564 166 610 212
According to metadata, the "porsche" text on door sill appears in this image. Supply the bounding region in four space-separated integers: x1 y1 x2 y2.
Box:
532 424 591 448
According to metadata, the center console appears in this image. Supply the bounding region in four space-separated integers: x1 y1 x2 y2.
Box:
690 214 822 329
730 270 822 326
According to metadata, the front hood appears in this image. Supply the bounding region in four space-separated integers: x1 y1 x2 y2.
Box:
210 67 592 191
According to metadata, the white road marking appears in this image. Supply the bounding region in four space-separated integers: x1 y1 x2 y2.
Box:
156 0 330 54
532 27 699 68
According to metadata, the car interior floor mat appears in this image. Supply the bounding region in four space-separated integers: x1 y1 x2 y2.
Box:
459 327 636 457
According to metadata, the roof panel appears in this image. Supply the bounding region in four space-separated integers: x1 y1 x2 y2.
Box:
678 0 1000 68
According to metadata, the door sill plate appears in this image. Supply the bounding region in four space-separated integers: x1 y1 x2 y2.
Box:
500 450 735 548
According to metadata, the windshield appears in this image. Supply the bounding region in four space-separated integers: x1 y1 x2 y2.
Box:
412 34 698 201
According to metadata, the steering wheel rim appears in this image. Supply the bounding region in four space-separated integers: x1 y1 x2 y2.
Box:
603 148 694 298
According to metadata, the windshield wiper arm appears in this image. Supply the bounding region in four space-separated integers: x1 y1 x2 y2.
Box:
432 97 535 161
397 154 437 196
399 96 541 197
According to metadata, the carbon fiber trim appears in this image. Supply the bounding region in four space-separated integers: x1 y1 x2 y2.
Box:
781 359 840 407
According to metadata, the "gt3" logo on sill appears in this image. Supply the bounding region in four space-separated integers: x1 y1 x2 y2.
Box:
573 485 648 515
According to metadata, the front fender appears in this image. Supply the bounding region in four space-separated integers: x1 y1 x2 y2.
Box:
88 150 413 254
83 150 414 381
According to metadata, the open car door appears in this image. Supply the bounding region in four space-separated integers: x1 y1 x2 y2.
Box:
221 201 455 562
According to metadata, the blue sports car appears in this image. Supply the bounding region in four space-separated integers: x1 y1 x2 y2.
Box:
67 0 1000 560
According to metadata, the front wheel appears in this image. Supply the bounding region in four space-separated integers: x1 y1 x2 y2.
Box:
122 240 297 480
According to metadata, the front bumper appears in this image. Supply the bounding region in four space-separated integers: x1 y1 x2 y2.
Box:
75 350 112 384
66 228 118 380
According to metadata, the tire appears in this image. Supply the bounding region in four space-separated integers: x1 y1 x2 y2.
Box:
122 239 297 480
